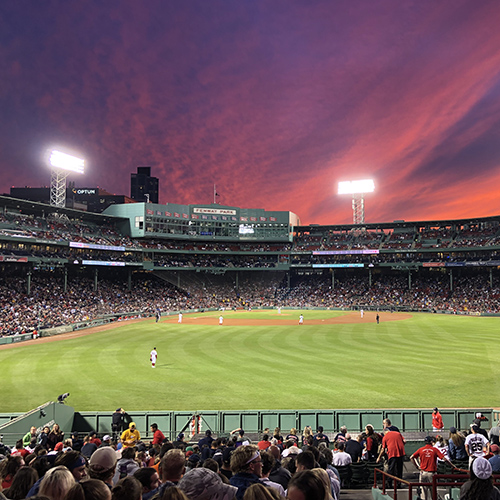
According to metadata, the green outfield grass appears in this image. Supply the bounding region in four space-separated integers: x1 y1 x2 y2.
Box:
1 310 498 412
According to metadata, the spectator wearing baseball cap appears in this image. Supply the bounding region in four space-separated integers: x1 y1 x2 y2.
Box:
411 436 453 500
489 445 500 473
179 467 237 500
89 447 118 488
121 423 140 448
99 435 112 448
472 418 489 440
432 408 444 432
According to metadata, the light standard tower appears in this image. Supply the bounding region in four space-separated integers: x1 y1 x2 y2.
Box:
47 149 85 208
338 179 375 225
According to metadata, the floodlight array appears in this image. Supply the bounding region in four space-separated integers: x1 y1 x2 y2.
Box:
338 179 374 195
49 150 85 174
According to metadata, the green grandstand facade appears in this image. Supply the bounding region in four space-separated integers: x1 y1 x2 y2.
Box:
104 202 300 241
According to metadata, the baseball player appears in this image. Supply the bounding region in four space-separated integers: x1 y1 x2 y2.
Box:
150 347 157 368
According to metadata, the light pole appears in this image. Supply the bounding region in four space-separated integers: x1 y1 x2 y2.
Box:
47 149 85 208
338 179 375 225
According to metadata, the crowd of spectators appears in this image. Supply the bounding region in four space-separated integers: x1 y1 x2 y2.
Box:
2 269 500 336
1 417 499 500
0 275 190 337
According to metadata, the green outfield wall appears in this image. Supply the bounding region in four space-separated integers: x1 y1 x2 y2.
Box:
0 407 495 447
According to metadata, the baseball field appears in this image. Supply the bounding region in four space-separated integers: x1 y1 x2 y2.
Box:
0 309 497 412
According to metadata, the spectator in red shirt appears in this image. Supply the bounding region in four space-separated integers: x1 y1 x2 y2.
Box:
89 431 102 448
377 430 405 487
258 434 271 450
11 440 30 458
150 424 165 446
432 408 444 432
411 436 453 500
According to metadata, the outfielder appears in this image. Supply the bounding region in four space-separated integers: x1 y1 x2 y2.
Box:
150 347 158 368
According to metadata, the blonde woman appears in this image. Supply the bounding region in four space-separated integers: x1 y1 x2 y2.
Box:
302 426 313 446
48 424 65 450
243 483 283 500
286 428 299 444
311 468 334 500
39 465 75 500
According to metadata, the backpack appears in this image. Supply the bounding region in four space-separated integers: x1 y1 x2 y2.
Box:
119 463 128 479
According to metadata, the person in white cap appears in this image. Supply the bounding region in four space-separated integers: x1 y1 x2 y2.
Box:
459 456 500 499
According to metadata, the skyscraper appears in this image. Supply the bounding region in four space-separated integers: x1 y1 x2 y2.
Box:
131 166 159 203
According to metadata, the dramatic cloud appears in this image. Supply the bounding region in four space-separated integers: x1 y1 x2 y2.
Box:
1 0 500 224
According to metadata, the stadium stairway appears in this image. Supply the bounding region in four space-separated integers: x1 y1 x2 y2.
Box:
0 401 74 447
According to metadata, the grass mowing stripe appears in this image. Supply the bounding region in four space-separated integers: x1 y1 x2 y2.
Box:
0 311 499 411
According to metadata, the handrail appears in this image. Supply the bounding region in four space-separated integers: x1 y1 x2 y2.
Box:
373 468 413 500
374 468 500 500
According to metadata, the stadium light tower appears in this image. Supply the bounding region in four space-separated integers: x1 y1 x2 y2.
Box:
47 149 85 208
338 179 375 225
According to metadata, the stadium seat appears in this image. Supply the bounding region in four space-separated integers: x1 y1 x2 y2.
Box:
335 464 352 488
350 462 369 487
366 461 384 485
452 460 469 472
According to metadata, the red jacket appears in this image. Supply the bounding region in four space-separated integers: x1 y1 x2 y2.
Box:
432 412 444 430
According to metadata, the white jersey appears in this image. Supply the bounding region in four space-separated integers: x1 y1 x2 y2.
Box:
178 313 183 323
465 433 488 458
278 307 281 314
219 315 223 325
150 349 158 362
299 315 304 324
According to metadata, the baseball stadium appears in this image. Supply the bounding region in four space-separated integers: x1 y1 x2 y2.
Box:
1 191 499 498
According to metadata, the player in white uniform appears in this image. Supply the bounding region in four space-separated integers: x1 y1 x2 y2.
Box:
299 314 304 325
360 309 364 318
150 348 157 368
278 306 281 314
219 315 223 325
178 312 183 323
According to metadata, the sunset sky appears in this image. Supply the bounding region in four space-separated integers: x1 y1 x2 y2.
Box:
2 0 500 225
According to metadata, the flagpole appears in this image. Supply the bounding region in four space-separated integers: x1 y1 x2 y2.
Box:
214 184 216 204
